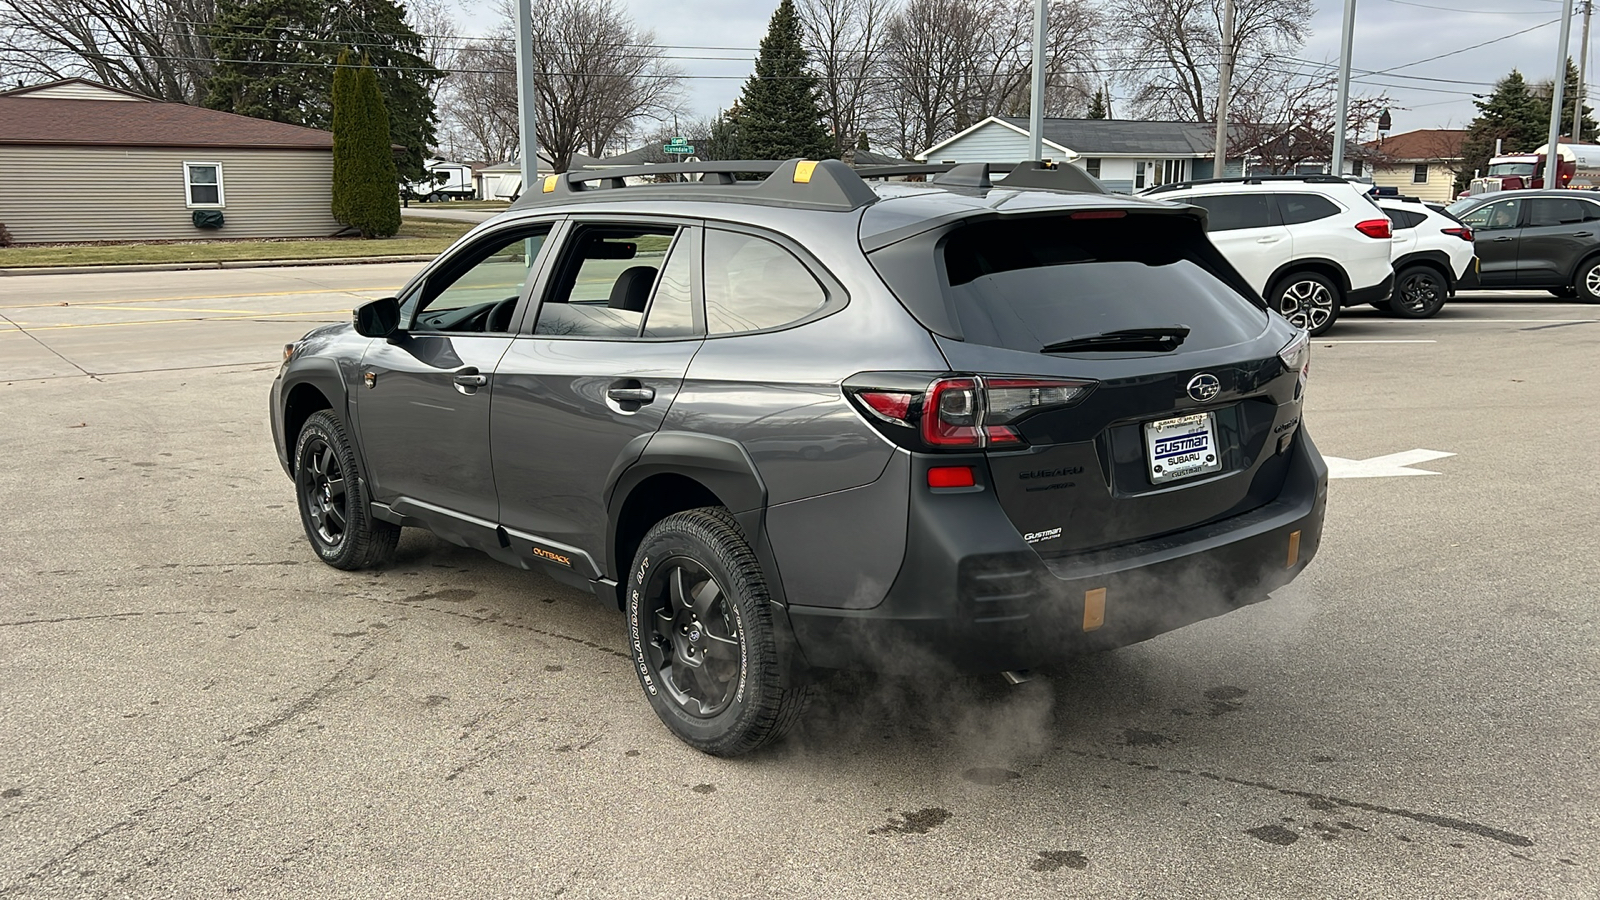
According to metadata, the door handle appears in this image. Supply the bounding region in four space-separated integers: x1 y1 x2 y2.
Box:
1256 236 1281 243
1573 231 1594 237
1492 236 1514 242
452 367 488 390
607 386 656 403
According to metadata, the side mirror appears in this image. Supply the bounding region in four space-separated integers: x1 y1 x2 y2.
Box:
354 296 401 338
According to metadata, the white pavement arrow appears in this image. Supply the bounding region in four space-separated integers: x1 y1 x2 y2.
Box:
1324 449 1456 480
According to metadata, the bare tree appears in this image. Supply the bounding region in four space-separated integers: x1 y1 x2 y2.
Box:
406 0 459 113
440 38 519 162
1108 0 1309 123
798 0 890 155
873 0 1099 160
437 0 683 171
1231 86 1392 173
0 0 217 103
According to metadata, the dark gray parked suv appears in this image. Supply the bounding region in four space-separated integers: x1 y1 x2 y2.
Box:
1447 188 1600 300
270 159 1328 755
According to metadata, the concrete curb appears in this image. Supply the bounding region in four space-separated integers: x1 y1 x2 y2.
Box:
0 255 435 277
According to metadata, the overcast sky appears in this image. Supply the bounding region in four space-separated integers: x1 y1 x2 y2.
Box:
450 0 1587 139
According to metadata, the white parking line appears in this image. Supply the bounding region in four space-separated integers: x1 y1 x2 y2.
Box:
1318 339 1437 344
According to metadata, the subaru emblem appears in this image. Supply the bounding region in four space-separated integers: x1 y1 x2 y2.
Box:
1187 373 1221 402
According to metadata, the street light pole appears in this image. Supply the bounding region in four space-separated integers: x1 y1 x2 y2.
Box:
514 0 539 193
1573 0 1593 143
1330 0 1358 176
1546 0 1576 189
1028 0 1047 161
1213 0 1235 175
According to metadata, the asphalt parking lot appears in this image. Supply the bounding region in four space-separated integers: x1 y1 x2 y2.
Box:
1 265 1597 898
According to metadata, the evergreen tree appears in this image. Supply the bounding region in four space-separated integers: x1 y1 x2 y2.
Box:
1461 70 1547 180
736 0 834 161
205 0 439 184
702 104 744 160
856 131 870 151
1560 58 1597 142
204 0 321 124
1088 88 1108 120
332 52 401 239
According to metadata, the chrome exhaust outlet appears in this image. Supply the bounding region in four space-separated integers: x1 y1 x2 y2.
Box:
1001 669 1032 685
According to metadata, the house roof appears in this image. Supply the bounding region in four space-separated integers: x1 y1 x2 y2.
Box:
1362 129 1468 162
997 116 1217 156
0 77 156 101
0 95 335 150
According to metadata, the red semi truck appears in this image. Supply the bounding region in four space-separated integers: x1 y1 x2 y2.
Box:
1468 142 1600 194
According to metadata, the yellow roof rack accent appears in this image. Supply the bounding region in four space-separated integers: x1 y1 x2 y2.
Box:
793 160 818 184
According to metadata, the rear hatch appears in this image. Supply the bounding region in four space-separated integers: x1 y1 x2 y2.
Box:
860 206 1309 557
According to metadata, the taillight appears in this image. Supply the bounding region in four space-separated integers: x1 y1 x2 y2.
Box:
926 466 976 488
1354 218 1392 239
1442 226 1474 242
847 374 1096 451
1278 330 1310 378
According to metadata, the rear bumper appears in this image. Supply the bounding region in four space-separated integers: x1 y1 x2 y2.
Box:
786 432 1328 674
1345 271 1394 307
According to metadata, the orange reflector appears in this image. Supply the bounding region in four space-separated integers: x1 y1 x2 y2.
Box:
542 175 558 193
793 160 817 183
1287 530 1301 568
1083 588 1106 631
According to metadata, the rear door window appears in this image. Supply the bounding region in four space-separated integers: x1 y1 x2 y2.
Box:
1527 197 1599 227
534 223 691 339
1185 193 1274 231
930 215 1267 352
1386 208 1426 230
702 229 828 334
1277 193 1341 225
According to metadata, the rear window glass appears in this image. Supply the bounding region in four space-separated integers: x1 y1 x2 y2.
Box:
1278 193 1341 225
703 230 827 334
932 216 1267 352
1385 208 1426 230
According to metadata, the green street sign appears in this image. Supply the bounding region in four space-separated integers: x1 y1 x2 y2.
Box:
663 138 694 155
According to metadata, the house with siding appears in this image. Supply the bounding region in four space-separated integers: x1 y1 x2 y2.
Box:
1356 129 1467 203
0 78 345 243
917 116 1238 192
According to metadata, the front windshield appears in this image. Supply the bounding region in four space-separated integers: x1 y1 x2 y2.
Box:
1488 163 1537 177
1445 197 1482 217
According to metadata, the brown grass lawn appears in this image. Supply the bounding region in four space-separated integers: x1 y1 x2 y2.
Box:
0 218 474 269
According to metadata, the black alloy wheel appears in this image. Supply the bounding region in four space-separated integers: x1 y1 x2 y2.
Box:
627 508 809 756
642 558 742 717
1390 265 1448 318
293 410 399 570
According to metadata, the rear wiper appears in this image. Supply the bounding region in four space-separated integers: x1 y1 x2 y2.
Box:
1040 326 1191 354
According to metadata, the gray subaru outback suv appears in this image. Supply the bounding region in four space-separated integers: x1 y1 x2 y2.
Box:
270 158 1327 756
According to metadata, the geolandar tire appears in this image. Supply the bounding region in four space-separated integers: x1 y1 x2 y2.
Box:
1576 258 1600 303
1273 271 1340 336
1390 264 1448 318
293 410 399 570
626 507 809 756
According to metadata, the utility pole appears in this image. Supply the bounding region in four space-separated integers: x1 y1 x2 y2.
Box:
1213 0 1236 175
1028 0 1047 160
1330 0 1358 176
513 0 539 193
1574 0 1593 142
1547 0 1577 188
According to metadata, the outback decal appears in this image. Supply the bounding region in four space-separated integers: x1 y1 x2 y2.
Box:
1274 417 1301 434
532 546 571 567
1024 527 1063 543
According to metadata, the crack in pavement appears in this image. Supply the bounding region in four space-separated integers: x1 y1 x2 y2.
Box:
0 609 228 628
0 311 98 381
375 597 630 660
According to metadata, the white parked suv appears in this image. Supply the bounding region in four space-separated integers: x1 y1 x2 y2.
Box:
1144 176 1395 335
1374 196 1477 318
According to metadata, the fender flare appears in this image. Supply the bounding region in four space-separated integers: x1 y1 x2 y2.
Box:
1565 247 1600 285
1265 258 1352 297
1393 249 1457 286
277 358 353 474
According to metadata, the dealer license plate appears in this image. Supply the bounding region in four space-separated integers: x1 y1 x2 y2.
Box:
1144 412 1221 484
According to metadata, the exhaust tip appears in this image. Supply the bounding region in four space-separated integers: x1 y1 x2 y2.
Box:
1001 669 1032 685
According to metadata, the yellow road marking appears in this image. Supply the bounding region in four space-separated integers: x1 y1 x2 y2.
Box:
72 306 276 314
15 310 348 331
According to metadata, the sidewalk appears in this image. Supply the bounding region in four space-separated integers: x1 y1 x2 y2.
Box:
0 254 436 277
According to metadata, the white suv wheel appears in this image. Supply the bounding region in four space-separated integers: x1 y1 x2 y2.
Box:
1276 275 1339 335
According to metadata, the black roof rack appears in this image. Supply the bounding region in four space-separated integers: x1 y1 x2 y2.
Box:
1143 174 1349 195
507 156 1107 213
510 158 879 212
